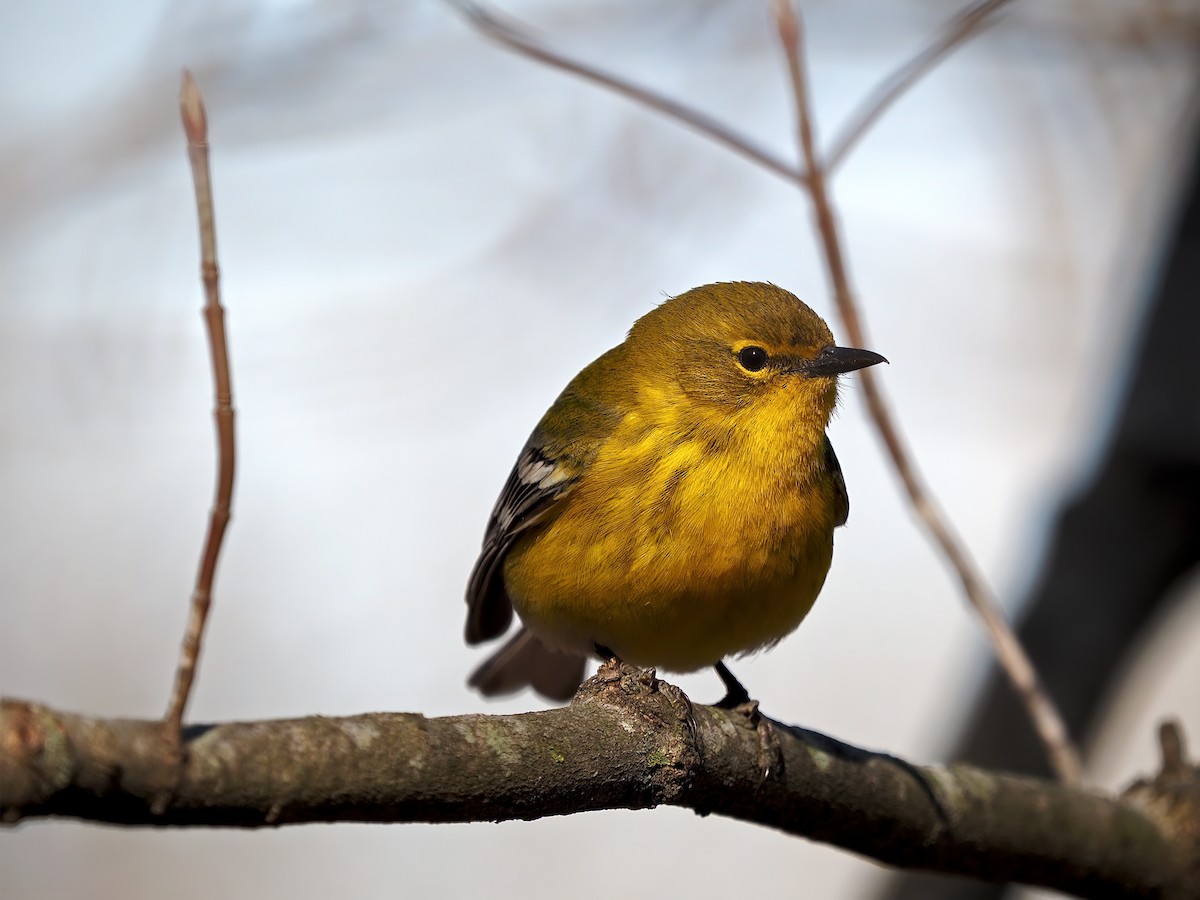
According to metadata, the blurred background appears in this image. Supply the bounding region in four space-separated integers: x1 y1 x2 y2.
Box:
2 1 1198 898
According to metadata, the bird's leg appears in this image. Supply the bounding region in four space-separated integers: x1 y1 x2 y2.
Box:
713 660 751 708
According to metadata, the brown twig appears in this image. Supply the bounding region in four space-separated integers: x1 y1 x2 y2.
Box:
824 0 1014 172
448 0 806 186
771 0 1082 785
164 71 236 750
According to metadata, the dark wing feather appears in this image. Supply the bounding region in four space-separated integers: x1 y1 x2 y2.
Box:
464 345 627 648
823 434 850 528
464 443 580 644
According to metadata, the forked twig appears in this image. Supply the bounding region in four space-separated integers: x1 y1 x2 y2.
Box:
448 0 806 186
451 0 1009 183
824 0 1014 172
164 71 236 750
773 0 1080 784
455 0 1083 782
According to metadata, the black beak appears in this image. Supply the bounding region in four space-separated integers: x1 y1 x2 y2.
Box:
804 345 888 377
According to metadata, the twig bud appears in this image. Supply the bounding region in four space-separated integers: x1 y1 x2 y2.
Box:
180 69 208 144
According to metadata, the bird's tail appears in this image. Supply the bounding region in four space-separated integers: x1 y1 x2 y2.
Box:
468 627 587 702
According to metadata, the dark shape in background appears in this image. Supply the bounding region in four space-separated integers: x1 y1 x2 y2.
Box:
879 111 1200 899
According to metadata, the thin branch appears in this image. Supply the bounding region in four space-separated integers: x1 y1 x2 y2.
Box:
824 0 1015 172
164 71 236 746
771 0 1082 785
3 678 1196 897
447 0 807 186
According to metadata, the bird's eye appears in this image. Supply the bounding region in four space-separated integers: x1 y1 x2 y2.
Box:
737 346 769 372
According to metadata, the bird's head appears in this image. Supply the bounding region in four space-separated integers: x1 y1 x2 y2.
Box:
626 281 886 429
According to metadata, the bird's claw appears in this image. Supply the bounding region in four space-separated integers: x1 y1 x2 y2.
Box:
658 680 699 747
728 699 781 783
596 655 645 685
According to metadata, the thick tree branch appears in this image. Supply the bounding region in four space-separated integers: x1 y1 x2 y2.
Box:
3 672 1197 898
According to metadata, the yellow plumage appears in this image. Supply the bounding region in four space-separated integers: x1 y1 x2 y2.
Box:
465 282 885 701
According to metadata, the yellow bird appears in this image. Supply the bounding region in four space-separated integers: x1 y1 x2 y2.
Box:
465 282 885 704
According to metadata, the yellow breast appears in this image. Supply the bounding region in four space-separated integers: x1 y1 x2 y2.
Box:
503 379 841 671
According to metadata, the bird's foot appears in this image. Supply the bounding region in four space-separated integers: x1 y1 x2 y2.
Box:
658 679 699 747
593 648 698 747
595 645 644 686
725 699 782 784
714 685 751 709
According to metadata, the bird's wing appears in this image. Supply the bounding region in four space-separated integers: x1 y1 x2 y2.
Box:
464 441 582 644
464 346 628 645
823 434 850 528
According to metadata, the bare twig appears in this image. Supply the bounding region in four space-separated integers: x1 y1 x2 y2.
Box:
771 0 1082 785
164 71 236 748
4 681 1195 896
448 0 806 186
824 0 1014 172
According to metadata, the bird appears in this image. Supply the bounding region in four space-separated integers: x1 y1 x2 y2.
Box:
464 281 885 705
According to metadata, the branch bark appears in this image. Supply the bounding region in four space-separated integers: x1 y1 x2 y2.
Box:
3 671 1197 899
